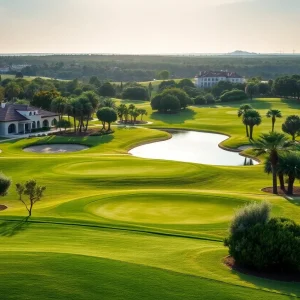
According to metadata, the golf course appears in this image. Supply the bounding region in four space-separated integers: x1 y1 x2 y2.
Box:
1 97 300 300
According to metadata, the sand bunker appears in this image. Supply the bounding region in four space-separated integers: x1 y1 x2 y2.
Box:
23 144 89 154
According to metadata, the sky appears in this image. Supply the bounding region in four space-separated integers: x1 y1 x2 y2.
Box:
0 0 300 54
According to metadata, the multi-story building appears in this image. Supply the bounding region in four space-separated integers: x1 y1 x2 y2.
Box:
195 71 245 88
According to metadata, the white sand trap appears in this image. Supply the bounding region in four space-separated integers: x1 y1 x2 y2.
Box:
23 144 89 154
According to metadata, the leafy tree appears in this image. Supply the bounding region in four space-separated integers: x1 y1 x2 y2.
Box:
16 180 46 217
122 87 148 100
0 173 11 197
177 78 195 89
245 83 258 100
160 95 180 113
99 97 116 109
258 82 270 95
204 93 215 105
282 115 300 141
5 82 22 100
99 82 116 97
31 90 60 110
56 119 71 131
158 80 176 92
15 72 24 78
89 76 101 87
157 70 170 80
253 132 289 194
238 104 253 137
148 82 153 99
150 94 162 111
220 90 247 102
266 109 282 132
161 88 191 109
194 95 206 105
96 107 117 131
51 96 67 122
0 86 5 103
242 109 261 139
211 81 234 97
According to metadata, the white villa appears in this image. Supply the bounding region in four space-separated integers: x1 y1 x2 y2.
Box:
0 103 59 136
195 71 246 88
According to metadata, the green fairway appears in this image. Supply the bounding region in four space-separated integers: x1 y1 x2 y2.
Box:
1 97 300 299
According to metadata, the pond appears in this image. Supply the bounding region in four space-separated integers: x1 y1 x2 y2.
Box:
129 130 258 166
23 144 89 154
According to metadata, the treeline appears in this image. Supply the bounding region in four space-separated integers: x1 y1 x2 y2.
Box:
1 54 300 81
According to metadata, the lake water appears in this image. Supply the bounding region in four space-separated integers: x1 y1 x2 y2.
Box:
129 130 258 166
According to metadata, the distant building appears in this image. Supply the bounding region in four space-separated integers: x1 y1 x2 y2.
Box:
11 64 31 72
0 66 10 74
0 103 58 136
195 71 245 88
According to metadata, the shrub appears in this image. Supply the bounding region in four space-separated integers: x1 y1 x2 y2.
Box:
150 94 162 110
225 202 300 272
229 201 271 235
160 95 180 113
194 95 206 105
220 90 248 102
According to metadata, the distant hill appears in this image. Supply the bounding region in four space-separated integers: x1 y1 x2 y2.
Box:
227 50 258 56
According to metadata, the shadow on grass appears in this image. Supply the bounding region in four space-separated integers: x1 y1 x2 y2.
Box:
151 108 196 124
0 217 30 237
280 98 300 110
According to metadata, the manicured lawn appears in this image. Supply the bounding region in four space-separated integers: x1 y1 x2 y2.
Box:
0 97 300 299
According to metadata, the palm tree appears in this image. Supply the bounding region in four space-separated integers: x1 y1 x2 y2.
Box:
245 83 258 101
117 104 127 122
254 132 289 194
238 104 253 137
266 109 282 132
99 97 116 109
277 152 300 195
243 109 262 140
132 109 140 123
138 108 147 121
51 96 67 131
282 115 300 141
264 156 285 191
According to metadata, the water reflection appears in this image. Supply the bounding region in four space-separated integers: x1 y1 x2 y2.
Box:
129 130 258 167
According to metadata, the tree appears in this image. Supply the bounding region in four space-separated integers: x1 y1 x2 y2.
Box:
99 97 116 109
157 70 170 80
238 104 253 137
254 132 289 194
96 107 117 131
137 108 147 121
161 88 191 109
220 90 247 102
258 82 270 95
56 119 71 131
277 152 300 195
89 76 101 87
148 82 153 99
122 87 148 100
242 109 261 139
160 95 180 113
151 94 162 111
0 86 5 103
0 173 11 197
5 82 22 100
98 82 116 97
31 90 60 110
158 80 176 92
266 109 282 132
51 96 67 122
131 108 140 123
282 115 300 141
177 79 195 89
245 83 258 100
204 93 215 105
16 180 46 217
15 72 24 79
117 104 127 121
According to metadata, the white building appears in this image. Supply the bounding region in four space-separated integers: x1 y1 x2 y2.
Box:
0 103 59 136
195 71 245 88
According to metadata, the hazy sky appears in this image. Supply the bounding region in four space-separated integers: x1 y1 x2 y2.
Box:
1 0 299 54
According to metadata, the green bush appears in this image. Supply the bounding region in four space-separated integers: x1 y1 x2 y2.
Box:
122 86 149 100
220 90 248 102
205 93 215 105
194 95 206 105
225 202 300 272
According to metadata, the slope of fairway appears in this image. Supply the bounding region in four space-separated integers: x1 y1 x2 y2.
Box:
1 98 300 299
